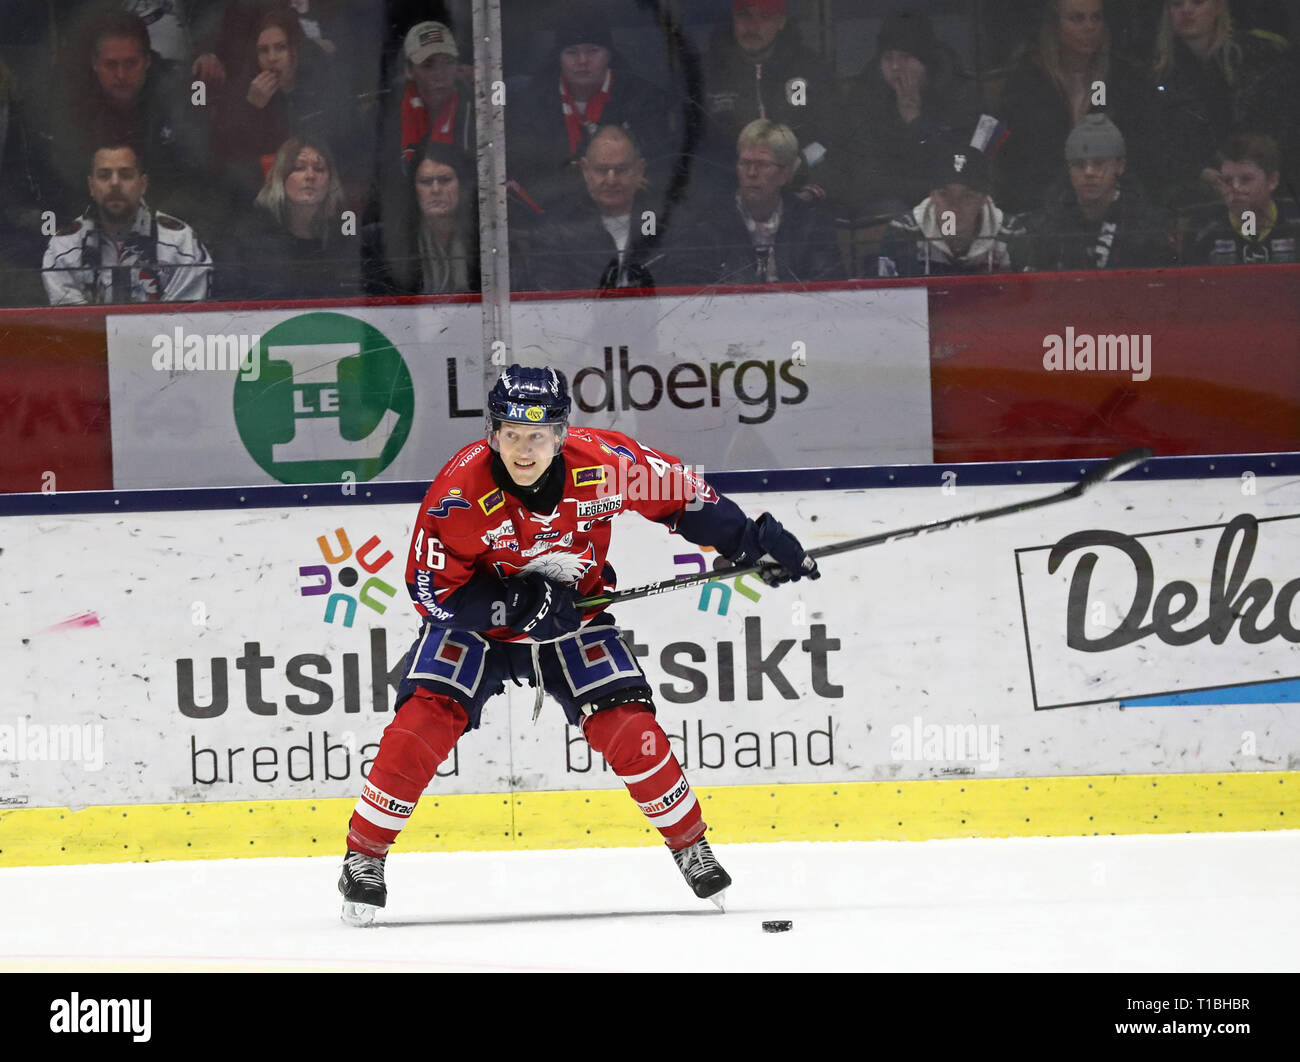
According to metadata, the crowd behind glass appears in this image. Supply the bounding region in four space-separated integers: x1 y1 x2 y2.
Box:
0 0 1296 307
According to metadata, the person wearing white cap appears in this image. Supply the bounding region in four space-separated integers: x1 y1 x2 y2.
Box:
1020 113 1173 271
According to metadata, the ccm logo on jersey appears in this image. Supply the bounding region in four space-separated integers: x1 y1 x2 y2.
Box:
576 495 623 517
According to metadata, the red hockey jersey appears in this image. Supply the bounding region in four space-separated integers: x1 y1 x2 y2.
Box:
404 426 743 641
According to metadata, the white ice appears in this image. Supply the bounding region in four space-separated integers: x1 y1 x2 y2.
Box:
2 832 1297 972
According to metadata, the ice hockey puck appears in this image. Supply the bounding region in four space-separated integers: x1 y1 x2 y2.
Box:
762 920 793 933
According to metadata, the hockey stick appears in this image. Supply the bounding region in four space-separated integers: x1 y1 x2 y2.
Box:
576 447 1153 608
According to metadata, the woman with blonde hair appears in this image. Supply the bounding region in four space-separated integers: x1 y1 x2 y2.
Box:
1151 0 1295 208
224 135 359 299
993 0 1156 214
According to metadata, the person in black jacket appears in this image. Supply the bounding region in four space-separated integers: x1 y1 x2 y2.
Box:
518 125 675 293
692 0 835 200
1151 0 1298 209
825 10 981 223
994 0 1158 214
223 134 359 300
1020 114 1174 270
363 139 480 295
677 118 842 285
1183 132 1299 263
505 6 681 216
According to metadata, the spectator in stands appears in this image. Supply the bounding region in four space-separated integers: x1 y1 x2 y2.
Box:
371 20 475 254
681 119 842 285
0 57 47 307
1152 0 1298 209
224 135 359 299
506 6 680 215
994 0 1157 214
121 0 228 85
519 125 678 293
694 0 834 198
363 140 479 295
876 145 1027 276
1020 114 1174 270
826 10 980 222
49 10 208 221
1184 132 1298 263
211 9 344 205
41 143 212 305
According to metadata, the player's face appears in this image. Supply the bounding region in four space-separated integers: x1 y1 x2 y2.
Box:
1068 155 1124 208
581 137 644 215
92 36 149 106
284 147 329 207
1219 160 1279 218
415 160 460 220
733 6 785 56
560 44 611 95
1058 0 1105 62
495 424 560 487
88 148 148 221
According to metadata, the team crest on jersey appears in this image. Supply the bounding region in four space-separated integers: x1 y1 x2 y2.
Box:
598 441 638 463
493 541 598 584
479 487 504 515
576 495 623 518
426 489 471 518
571 465 607 486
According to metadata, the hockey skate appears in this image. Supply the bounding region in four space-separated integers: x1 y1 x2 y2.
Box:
672 836 731 910
338 850 387 927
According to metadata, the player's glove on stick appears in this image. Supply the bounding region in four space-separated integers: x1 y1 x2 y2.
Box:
503 573 583 640
729 512 821 587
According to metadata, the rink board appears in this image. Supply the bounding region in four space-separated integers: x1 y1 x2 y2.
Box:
1 454 1297 865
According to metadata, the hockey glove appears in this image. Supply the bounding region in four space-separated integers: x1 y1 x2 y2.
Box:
502 573 583 641
729 512 821 587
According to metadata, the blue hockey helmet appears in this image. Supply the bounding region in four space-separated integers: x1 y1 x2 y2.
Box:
486 365 571 451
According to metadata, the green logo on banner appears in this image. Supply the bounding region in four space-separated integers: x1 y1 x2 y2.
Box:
233 313 414 484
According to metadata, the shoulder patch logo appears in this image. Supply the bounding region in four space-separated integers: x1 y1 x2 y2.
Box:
571 465 608 486
479 487 504 515
598 441 638 463
426 494 472 519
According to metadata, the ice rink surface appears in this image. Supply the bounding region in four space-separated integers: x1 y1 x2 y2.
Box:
2 831 1297 972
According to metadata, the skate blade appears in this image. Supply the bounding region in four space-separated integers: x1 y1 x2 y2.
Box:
341 901 379 927
709 889 727 912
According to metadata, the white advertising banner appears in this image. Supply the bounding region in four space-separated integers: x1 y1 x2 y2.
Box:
105 288 932 488
2 471 1296 811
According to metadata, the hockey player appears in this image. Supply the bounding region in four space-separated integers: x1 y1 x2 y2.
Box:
339 365 819 925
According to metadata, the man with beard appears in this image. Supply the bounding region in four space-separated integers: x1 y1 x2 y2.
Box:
42 144 211 304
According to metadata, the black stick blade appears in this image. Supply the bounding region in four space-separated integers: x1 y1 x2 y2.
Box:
1076 447 1154 495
